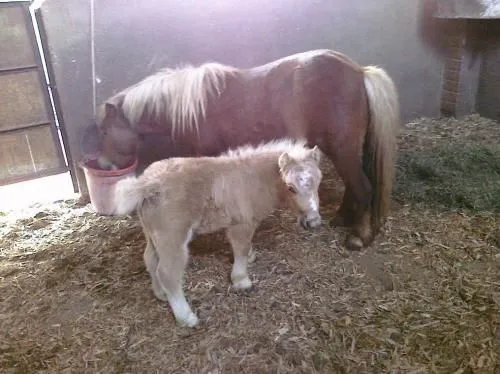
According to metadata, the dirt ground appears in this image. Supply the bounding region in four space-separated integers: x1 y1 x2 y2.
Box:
0 116 499 373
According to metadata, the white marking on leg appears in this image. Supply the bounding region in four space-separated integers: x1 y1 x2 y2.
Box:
167 290 199 327
231 254 252 290
156 228 199 327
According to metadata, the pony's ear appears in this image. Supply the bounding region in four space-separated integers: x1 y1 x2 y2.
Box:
105 102 118 118
279 152 294 171
95 104 106 126
307 146 322 164
103 94 125 117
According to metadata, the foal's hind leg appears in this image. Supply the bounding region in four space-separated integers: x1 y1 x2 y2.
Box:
143 237 168 301
139 208 168 301
247 245 257 264
153 227 199 327
227 223 257 290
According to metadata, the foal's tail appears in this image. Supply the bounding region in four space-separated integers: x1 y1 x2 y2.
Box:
362 66 400 231
113 176 144 215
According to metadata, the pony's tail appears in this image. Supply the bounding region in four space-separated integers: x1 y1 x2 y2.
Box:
362 66 400 232
113 176 144 215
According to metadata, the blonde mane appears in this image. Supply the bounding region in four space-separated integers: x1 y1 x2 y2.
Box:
222 138 311 160
117 62 237 136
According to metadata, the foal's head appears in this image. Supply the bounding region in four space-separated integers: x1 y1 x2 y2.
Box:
278 146 323 229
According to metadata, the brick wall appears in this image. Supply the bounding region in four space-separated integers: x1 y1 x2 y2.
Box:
439 19 500 120
440 20 467 116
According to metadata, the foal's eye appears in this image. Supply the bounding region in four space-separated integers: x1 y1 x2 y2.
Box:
287 185 297 194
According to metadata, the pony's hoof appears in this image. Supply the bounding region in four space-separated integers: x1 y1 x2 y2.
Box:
346 235 364 251
248 248 257 264
233 277 253 290
178 312 199 328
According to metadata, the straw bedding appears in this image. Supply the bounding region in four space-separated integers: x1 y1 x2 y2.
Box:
0 115 498 373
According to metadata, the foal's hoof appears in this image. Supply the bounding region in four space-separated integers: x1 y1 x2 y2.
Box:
178 312 199 328
232 277 253 291
346 235 364 251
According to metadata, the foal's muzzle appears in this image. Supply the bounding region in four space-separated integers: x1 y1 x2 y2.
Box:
299 214 322 230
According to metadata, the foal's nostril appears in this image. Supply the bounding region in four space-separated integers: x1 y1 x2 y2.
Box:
299 216 308 230
299 215 321 230
307 215 322 228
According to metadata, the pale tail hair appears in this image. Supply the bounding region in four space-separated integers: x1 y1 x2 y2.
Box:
113 177 143 215
118 63 237 136
362 66 400 230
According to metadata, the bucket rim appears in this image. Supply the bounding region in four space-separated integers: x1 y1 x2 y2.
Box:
79 156 138 177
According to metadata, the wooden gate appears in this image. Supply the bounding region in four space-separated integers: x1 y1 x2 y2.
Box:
0 1 73 187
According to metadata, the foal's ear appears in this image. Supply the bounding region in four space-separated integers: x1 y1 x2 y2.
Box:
279 152 294 171
307 146 322 164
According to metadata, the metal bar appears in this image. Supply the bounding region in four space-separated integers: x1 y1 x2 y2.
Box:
0 121 51 134
0 166 69 187
90 0 96 117
0 65 39 74
33 7 79 193
22 3 68 174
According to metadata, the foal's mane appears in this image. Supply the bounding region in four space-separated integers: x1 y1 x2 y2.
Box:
222 138 311 160
117 62 237 135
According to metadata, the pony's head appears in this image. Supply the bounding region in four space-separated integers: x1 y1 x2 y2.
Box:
94 96 139 170
278 145 323 229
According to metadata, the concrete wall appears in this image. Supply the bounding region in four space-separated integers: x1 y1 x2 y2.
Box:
39 0 93 195
39 0 452 191
93 0 445 122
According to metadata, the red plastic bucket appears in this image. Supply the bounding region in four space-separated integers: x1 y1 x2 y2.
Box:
80 157 138 215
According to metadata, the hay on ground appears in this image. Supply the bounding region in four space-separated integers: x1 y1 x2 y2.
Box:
0 115 499 373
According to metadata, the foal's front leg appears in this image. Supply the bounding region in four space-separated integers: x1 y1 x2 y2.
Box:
226 223 257 290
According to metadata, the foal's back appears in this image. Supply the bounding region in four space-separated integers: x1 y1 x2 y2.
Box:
138 154 280 233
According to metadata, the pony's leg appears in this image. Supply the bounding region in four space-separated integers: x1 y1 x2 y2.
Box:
327 148 373 250
226 223 257 290
331 187 357 227
143 236 168 301
153 227 199 327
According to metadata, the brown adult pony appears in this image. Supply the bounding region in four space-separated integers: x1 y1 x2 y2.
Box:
94 49 399 250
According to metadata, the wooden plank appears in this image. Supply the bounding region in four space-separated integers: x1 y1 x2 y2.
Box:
0 6 36 69
0 125 65 181
0 70 49 131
